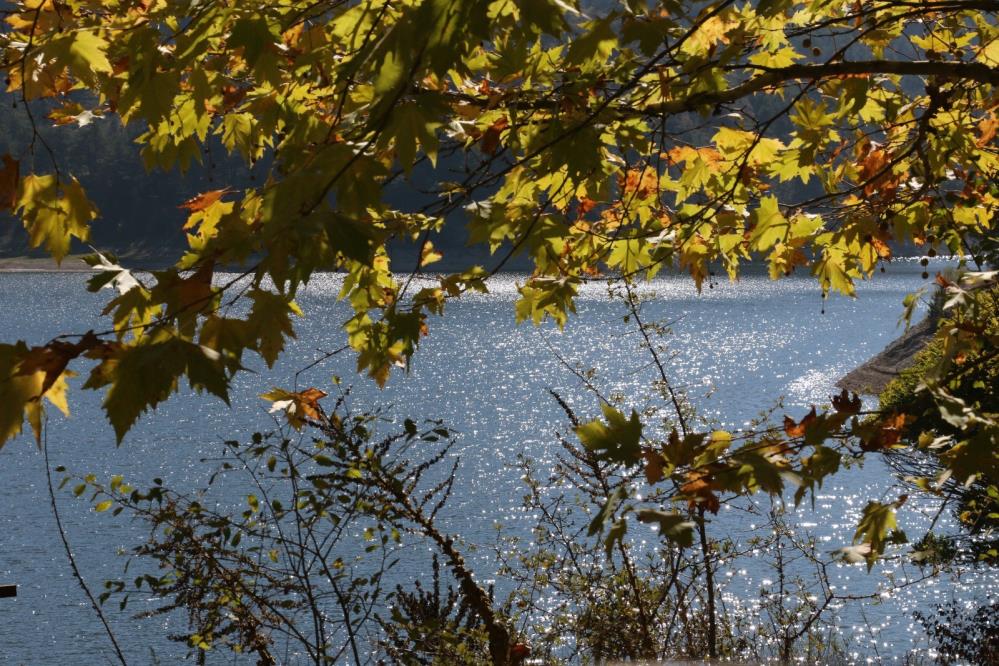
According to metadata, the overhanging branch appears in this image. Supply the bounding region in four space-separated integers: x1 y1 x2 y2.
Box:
426 60 999 119
646 60 999 115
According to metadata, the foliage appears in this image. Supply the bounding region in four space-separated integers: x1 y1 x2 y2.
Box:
883 280 999 561
77 384 887 665
915 599 999 666
498 410 869 664
1 0 998 661
69 396 517 664
376 555 492 665
2 0 999 444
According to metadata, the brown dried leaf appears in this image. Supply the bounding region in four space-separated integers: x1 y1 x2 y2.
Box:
0 154 18 211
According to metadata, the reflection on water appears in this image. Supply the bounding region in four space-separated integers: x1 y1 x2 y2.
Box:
0 259 992 663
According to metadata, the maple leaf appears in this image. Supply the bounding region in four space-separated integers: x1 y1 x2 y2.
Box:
620 167 658 199
15 174 97 263
681 470 721 513
248 290 301 367
261 387 327 429
666 146 721 166
296 388 328 421
832 388 862 415
48 102 86 126
87 250 140 295
784 406 817 439
577 197 598 215
859 412 909 452
179 188 232 212
871 236 891 259
636 509 695 547
172 262 215 318
480 116 509 155
419 241 443 267
858 144 899 197
684 15 737 55
60 30 113 79
848 497 908 569
935 274 955 289
576 403 643 464
750 196 789 251
643 448 665 484
978 114 998 147
16 332 101 397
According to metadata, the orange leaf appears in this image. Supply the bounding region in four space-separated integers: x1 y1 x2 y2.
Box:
665 146 721 166
511 644 531 659
179 188 231 213
480 116 509 155
860 147 889 181
871 237 891 259
296 388 328 420
578 197 598 215
783 406 817 439
978 114 998 148
681 471 721 513
620 167 659 199
222 85 247 110
282 23 304 50
860 412 908 451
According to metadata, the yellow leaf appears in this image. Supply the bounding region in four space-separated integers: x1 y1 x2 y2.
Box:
0 344 45 447
15 174 97 263
978 37 999 66
43 372 72 417
420 241 443 267
683 15 738 55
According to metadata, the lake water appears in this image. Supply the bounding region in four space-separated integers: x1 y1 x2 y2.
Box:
0 260 993 664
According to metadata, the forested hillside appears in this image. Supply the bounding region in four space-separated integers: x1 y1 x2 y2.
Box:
0 100 202 256
0 100 513 267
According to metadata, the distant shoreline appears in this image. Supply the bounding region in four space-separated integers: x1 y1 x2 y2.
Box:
0 253 965 275
0 254 172 273
0 255 94 272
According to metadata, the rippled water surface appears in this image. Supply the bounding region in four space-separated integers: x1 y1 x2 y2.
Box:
0 260 993 664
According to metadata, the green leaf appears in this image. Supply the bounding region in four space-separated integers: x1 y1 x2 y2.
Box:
576 404 643 465
587 485 628 538
247 290 301 367
636 509 695 547
101 339 188 443
228 18 275 68
604 518 627 558
850 500 900 569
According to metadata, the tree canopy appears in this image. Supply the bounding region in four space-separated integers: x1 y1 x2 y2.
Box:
0 0 997 573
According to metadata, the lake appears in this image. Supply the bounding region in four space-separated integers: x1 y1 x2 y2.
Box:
0 259 992 663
